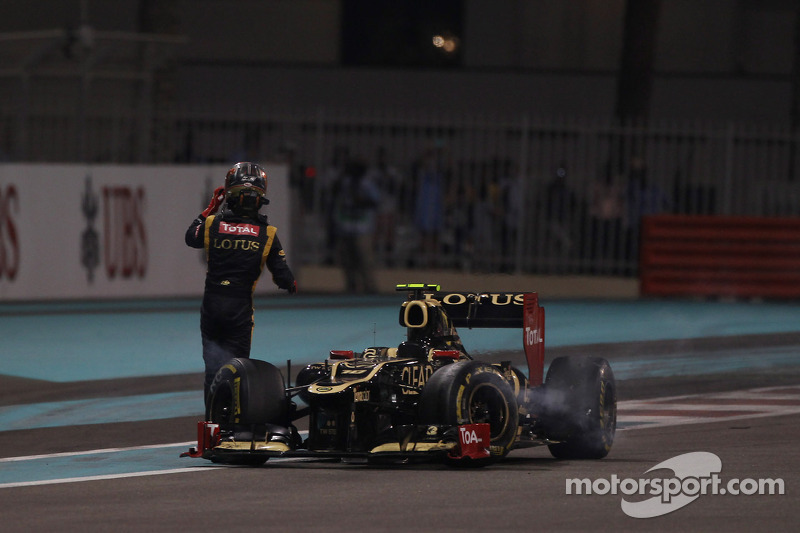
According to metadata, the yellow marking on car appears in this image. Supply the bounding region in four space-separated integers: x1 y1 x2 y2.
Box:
307 361 388 394
456 384 466 420
214 441 290 453
369 441 454 454
354 390 370 402
233 377 241 419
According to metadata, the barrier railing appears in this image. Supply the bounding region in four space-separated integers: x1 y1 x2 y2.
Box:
4 102 800 278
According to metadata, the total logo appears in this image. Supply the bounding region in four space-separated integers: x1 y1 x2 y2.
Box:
219 221 259 236
525 326 542 346
0 184 20 281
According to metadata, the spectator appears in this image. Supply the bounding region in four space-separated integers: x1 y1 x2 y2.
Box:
366 146 403 265
413 148 447 267
497 158 522 272
331 157 381 293
624 155 670 266
544 162 580 272
229 124 262 164
320 146 350 264
471 162 501 271
449 162 477 271
589 164 624 272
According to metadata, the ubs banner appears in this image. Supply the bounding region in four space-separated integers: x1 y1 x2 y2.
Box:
0 164 289 300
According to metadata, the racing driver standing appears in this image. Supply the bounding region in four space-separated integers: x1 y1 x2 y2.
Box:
186 162 297 411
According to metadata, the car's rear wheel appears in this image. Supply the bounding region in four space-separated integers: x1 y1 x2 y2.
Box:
542 355 616 459
418 360 518 459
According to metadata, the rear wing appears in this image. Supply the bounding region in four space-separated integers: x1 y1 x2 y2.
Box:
396 285 546 385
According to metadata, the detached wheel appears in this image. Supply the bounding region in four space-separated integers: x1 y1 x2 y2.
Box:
419 361 518 458
543 356 616 459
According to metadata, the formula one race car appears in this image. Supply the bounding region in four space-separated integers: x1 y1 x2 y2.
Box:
183 284 616 466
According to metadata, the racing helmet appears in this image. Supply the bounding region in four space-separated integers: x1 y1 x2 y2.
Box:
224 162 269 214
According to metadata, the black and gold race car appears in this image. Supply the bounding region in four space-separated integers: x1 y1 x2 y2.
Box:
183 284 616 466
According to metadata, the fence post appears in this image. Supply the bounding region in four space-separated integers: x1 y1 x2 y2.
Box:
312 107 325 215
722 121 735 215
515 113 530 273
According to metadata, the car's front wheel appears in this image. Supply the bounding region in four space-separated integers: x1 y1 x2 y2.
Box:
207 358 288 424
206 358 289 465
418 360 519 459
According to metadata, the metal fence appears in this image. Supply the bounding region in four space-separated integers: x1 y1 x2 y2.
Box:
3 102 800 276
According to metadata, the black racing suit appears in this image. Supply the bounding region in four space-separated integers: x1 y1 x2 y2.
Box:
185 209 295 402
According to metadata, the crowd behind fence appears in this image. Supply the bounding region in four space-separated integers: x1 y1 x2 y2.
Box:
3 104 800 278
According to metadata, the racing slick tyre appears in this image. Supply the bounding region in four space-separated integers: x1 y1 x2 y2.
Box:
418 360 519 461
207 358 288 424
206 358 289 465
542 355 616 460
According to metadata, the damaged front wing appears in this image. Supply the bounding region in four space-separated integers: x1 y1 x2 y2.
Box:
181 421 492 463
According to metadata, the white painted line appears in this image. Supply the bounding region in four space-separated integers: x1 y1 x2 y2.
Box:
0 441 196 463
620 410 800 431
618 384 800 431
0 467 214 489
0 435 317 489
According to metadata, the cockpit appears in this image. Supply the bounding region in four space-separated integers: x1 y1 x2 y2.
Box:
398 298 467 357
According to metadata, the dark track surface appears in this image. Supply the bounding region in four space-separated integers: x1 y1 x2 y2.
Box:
2 336 799 532
1 409 796 532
